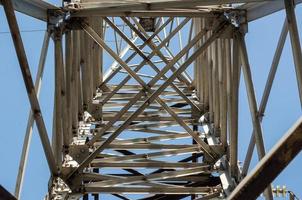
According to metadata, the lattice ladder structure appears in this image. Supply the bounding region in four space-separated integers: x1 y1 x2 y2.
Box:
2 0 302 200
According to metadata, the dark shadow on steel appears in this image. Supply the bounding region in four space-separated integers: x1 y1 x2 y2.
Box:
0 185 17 200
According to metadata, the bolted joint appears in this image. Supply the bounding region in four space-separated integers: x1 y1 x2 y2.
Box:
199 112 210 125
47 9 66 31
214 126 221 137
224 9 247 28
63 0 81 11
65 17 86 30
52 27 63 41
46 176 72 200
139 17 157 32
141 88 149 97
33 109 42 118
257 111 265 119
63 145 70 154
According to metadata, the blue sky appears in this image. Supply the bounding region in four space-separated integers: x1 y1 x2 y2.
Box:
0 1 302 199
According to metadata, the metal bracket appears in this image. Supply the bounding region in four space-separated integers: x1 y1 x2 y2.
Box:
68 145 90 164
47 9 66 30
225 9 248 34
46 177 75 200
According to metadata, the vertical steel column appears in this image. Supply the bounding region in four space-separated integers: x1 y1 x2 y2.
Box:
92 17 103 92
2 0 57 175
87 19 94 112
194 17 204 108
284 0 302 107
201 18 208 111
194 18 200 104
64 30 73 148
212 40 220 135
91 17 102 200
78 31 84 118
80 30 89 112
91 17 103 121
218 39 227 147
203 18 209 110
53 29 64 167
71 30 80 137
85 23 93 112
207 30 214 123
226 37 232 161
230 36 240 179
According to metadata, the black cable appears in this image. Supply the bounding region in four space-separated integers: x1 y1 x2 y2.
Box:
0 29 45 34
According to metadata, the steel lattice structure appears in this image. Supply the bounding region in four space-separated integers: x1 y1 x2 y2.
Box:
1 0 302 199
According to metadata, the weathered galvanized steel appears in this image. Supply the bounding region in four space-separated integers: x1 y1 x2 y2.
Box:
1 0 302 199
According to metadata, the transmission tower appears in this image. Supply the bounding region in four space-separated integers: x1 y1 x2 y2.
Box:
1 0 302 199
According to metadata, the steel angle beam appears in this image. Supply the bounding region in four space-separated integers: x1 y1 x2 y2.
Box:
15 31 50 200
71 0 272 14
241 19 288 176
228 117 302 200
0 0 58 21
91 162 207 169
241 0 302 22
68 0 277 17
87 166 210 187
84 186 220 194
2 0 57 175
103 143 197 150
107 133 191 143
72 10 217 17
81 173 214 183
94 147 203 162
0 185 17 200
